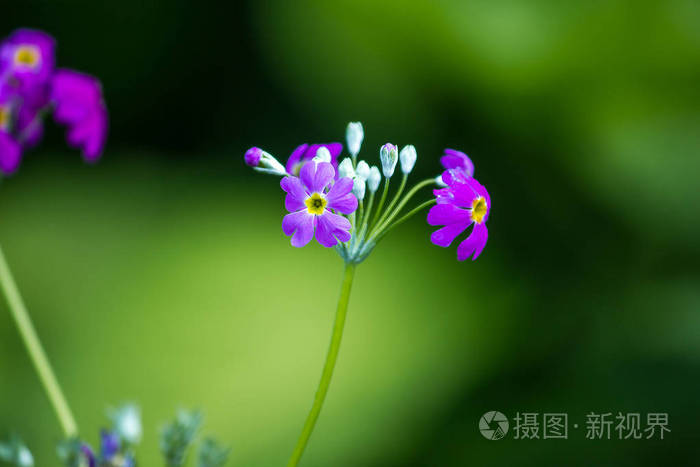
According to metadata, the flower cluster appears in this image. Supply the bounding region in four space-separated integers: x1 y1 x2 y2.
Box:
0 28 107 175
245 122 491 262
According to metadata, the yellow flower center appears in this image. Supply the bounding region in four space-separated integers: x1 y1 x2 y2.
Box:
471 196 487 223
14 45 40 68
305 192 327 215
0 106 9 130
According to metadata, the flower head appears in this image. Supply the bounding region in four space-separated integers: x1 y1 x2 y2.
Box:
285 142 342 176
428 167 490 261
399 144 417 174
355 160 370 180
440 148 474 177
337 157 354 179
50 69 108 161
0 29 55 91
346 122 364 158
281 161 357 247
380 143 398 178
109 403 142 445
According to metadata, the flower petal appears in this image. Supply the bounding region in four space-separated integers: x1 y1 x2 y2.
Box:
441 148 474 176
457 222 488 261
0 131 22 174
281 176 309 212
427 203 471 226
430 221 470 247
316 212 352 247
285 143 308 175
282 210 315 247
326 177 357 214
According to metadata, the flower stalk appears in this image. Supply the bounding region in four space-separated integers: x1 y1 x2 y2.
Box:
0 243 77 437
287 263 356 467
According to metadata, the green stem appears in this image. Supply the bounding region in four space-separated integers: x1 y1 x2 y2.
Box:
0 243 78 437
373 173 407 231
369 178 390 231
375 199 436 243
287 263 356 467
369 178 435 240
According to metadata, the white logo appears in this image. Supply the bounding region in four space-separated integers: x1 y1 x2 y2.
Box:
479 411 509 440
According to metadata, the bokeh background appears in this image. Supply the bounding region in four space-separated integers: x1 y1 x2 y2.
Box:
1 1 700 465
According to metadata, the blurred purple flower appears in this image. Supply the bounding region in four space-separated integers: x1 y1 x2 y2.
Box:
50 69 108 161
0 29 55 92
428 168 491 261
80 443 97 467
0 130 21 174
100 429 120 460
281 161 357 247
285 142 342 176
440 148 474 177
244 146 262 167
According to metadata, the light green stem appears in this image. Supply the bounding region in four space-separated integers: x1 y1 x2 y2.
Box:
369 178 435 240
0 243 78 437
373 173 407 230
287 263 356 467
369 178 390 231
375 199 437 243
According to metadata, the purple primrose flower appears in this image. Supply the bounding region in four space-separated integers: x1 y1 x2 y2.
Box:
281 160 357 247
0 29 55 92
285 142 342 176
428 166 490 261
50 69 108 161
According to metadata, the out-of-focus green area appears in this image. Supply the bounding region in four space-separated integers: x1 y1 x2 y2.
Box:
2 1 700 466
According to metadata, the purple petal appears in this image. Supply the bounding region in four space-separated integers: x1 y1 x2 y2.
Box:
285 143 309 175
430 221 470 247
300 161 335 193
326 177 353 200
0 29 55 89
326 177 358 214
0 130 21 174
441 148 474 176
315 212 352 247
427 203 471 226
457 222 488 261
282 210 315 247
281 176 308 201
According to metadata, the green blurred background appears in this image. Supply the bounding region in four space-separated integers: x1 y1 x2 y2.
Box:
1 1 699 465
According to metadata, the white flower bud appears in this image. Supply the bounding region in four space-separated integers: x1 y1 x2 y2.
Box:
380 143 398 178
313 146 331 163
352 176 366 200
346 122 364 157
244 147 288 176
337 157 355 179
435 174 447 187
355 160 370 181
367 166 381 192
399 145 417 174
111 404 142 445
17 447 33 467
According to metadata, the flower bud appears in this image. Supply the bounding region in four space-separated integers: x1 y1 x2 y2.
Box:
367 166 381 192
244 147 262 167
380 143 398 178
244 146 288 176
352 176 366 200
110 404 142 445
399 145 417 174
355 160 370 181
313 146 331 163
435 174 447 187
337 157 355 179
346 122 364 158
17 447 33 467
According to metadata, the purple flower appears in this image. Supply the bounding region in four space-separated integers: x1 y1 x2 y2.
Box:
440 148 474 177
100 429 120 460
50 69 108 161
0 130 21 174
281 161 358 247
285 142 342 176
428 168 491 261
80 443 97 467
0 29 55 91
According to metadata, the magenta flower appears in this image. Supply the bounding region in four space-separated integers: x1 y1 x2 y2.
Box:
0 129 21 174
428 168 491 261
285 142 342 176
0 29 55 92
281 161 357 247
440 148 474 177
50 69 108 161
